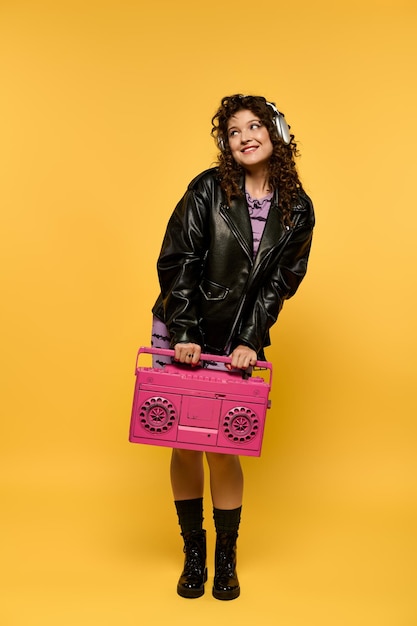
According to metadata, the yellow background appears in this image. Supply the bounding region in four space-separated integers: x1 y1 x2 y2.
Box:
1 1 416 624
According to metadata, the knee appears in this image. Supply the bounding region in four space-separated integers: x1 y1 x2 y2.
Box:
205 452 240 469
172 448 204 464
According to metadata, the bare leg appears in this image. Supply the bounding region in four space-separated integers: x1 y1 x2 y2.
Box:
170 448 205 500
205 452 243 509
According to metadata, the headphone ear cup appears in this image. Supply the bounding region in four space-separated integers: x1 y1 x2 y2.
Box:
275 113 291 145
266 100 291 145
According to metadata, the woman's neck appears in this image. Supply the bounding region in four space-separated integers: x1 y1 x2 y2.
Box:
244 169 271 199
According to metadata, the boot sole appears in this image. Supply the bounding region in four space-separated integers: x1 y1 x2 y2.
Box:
212 586 240 601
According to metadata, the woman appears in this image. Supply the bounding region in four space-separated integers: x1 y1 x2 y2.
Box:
151 94 314 600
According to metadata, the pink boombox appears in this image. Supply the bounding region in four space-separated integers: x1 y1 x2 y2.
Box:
129 347 273 457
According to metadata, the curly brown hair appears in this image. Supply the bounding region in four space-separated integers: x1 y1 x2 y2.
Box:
211 94 302 226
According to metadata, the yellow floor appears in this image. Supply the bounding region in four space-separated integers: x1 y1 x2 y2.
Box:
2 444 415 626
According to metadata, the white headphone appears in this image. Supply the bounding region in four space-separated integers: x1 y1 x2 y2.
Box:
266 101 291 145
218 99 291 151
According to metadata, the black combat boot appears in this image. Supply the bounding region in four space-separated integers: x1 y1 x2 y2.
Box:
212 531 240 600
177 529 207 598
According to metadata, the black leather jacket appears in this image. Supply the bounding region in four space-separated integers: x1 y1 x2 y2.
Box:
152 167 314 356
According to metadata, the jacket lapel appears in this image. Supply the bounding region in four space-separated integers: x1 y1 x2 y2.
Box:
220 194 253 261
219 186 287 265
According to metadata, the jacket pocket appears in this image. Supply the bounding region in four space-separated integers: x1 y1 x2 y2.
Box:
199 279 229 301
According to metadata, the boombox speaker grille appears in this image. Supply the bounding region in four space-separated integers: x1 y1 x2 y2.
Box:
222 406 259 444
139 396 177 433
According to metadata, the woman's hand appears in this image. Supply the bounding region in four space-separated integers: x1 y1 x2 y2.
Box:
174 343 202 367
226 344 257 370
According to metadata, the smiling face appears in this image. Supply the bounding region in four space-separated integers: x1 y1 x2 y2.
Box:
227 109 273 171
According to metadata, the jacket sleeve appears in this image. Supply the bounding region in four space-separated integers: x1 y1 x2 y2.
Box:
156 186 210 348
236 196 315 353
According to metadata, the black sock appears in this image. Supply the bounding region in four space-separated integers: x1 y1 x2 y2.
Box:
213 506 242 535
174 498 204 533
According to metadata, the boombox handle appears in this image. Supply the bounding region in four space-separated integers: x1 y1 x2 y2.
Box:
135 346 272 387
